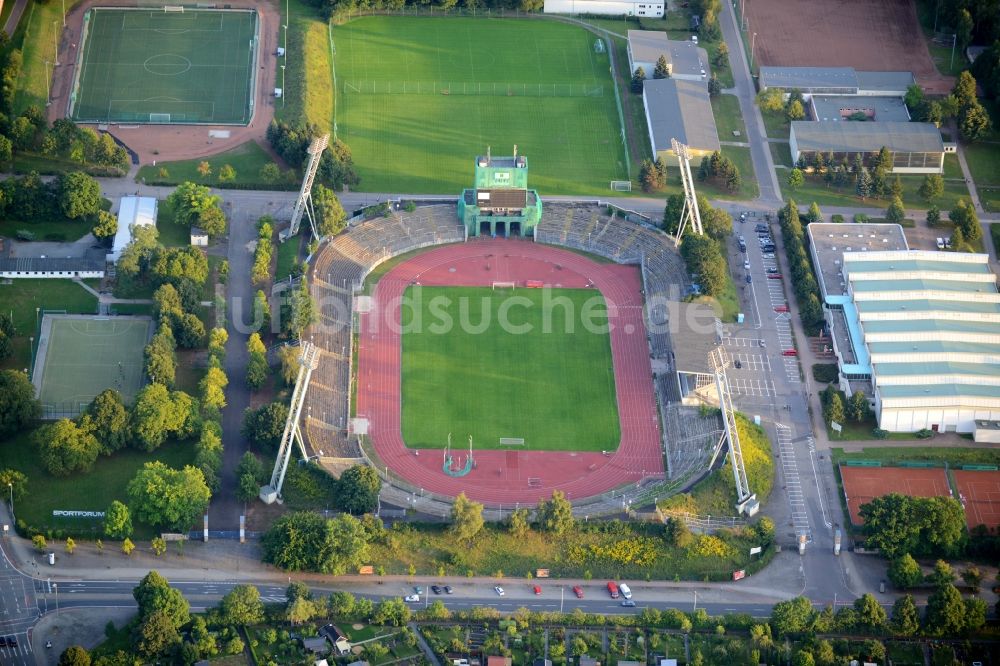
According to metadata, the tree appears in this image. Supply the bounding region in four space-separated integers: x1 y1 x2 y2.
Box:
36 419 101 476
508 507 530 537
445 492 485 544
262 511 370 574
247 332 266 355
373 598 411 626
136 609 181 658
928 559 956 587
166 182 221 227
32 534 46 551
208 327 228 363
133 570 190 627
197 205 227 237
104 500 133 539
713 42 729 68
889 594 920 636
130 383 188 451
785 99 806 121
959 101 992 141
314 184 348 237
756 87 785 113
707 74 722 96
197 161 212 178
0 314 12 362
0 135 12 163
58 646 92 666
822 391 845 427
787 168 804 190
653 55 670 79
0 370 40 437
259 162 281 183
127 462 212 531
885 196 906 223
253 290 271 332
537 489 574 534
856 167 873 200
926 205 941 226
852 593 886 632
639 158 666 192
151 537 166 556
962 565 983 588
277 343 301 385
221 584 265 625
57 171 102 219
64 536 76 554
218 164 236 183
144 323 177 388
770 596 815 636
925 582 966 635
91 210 118 240
245 351 269 390
792 651 814 666
954 70 978 109
888 553 922 589
241 401 289 451
337 464 381 514
919 173 944 203
121 537 135 556
0 468 27 501
176 313 205 349
82 389 129 454
630 67 645 94
282 278 316 338
199 366 228 412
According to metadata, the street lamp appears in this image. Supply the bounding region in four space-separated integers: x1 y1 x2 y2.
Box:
53 20 60 65
53 582 58 615
44 61 52 107
750 32 757 72
7 482 12 520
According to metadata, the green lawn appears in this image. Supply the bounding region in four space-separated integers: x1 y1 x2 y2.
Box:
761 110 789 140
712 94 746 141
0 279 98 371
831 446 1000 467
0 217 93 242
400 286 620 451
783 172 969 210
275 0 334 130
336 17 627 194
0 428 196 539
769 141 793 168
14 0 83 113
137 141 281 188
155 200 193 247
275 235 302 281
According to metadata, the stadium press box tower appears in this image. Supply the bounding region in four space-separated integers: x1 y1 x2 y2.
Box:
458 147 542 237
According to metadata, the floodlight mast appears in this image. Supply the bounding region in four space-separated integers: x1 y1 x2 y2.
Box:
672 138 704 247
283 134 330 242
710 347 759 516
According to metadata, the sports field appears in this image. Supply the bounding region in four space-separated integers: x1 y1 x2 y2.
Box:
70 8 258 124
35 315 152 415
335 17 628 194
400 286 620 451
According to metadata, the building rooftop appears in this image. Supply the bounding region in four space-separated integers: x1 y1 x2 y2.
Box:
669 300 720 376
628 31 707 79
806 223 908 299
759 66 857 91
0 256 106 273
875 361 1000 377
863 319 1000 336
868 339 1000 355
856 298 1000 314
854 70 916 92
628 30 671 68
791 121 944 154
850 277 996 293
643 78 720 153
110 196 157 263
879 383 1000 399
845 257 992 275
810 95 911 123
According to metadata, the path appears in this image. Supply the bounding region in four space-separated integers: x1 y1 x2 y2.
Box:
409 622 442 666
2 0 28 37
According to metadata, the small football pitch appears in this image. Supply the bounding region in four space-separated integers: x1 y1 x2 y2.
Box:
335 17 628 194
400 286 620 451
71 8 257 124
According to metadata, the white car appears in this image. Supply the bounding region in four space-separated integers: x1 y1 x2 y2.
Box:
494 586 505 596
404 594 420 603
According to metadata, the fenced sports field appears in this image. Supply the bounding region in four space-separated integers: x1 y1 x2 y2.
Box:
69 8 258 124
335 17 628 194
33 315 153 418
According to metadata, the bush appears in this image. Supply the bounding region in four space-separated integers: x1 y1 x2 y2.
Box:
831 214 844 223
811 363 838 384
853 213 870 223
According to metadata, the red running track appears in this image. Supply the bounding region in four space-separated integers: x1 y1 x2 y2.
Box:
355 239 664 505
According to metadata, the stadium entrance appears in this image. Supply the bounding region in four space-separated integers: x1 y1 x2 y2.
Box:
458 147 542 238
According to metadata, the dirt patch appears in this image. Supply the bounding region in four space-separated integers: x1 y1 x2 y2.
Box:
746 0 953 94
352 623 365 630
31 607 135 665
48 0 283 164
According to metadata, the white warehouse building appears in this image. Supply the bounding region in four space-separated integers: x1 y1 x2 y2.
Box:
840 251 1000 436
543 0 664 17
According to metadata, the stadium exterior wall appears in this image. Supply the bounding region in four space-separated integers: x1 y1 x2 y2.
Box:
543 0 663 18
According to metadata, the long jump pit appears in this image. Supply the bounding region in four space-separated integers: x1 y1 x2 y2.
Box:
354 239 665 506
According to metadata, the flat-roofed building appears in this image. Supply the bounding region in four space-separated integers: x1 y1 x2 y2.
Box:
809 95 911 123
759 67 915 96
627 30 708 82
789 121 944 173
543 0 663 17
643 78 720 165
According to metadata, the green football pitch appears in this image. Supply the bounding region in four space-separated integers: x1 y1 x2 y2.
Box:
400 287 620 451
70 8 258 124
36 316 152 415
335 17 628 195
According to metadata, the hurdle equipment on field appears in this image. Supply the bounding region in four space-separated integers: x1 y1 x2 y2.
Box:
260 340 321 504
672 138 704 248
282 133 329 242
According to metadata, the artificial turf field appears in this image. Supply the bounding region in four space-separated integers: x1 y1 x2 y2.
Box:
335 17 628 194
400 286 620 451
71 8 257 124
36 316 151 414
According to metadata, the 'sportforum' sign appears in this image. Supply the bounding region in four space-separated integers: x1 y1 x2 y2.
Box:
52 510 105 518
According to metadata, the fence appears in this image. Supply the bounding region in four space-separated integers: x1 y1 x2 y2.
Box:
660 509 748 534
342 80 605 97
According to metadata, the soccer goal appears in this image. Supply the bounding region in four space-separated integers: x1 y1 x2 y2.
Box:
611 180 632 192
499 437 526 447
492 281 516 291
149 113 172 123
164 5 185 11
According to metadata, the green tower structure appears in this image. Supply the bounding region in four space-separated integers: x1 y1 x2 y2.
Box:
458 147 542 238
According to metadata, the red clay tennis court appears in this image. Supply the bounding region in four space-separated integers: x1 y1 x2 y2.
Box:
840 466 952 526
953 470 1000 530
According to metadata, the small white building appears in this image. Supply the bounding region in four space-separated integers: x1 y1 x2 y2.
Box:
190 227 209 246
107 196 158 263
543 0 663 18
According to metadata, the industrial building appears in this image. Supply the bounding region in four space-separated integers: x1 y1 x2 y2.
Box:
627 30 708 82
542 0 663 17
642 78 720 165
759 67 915 96
806 228 1000 438
789 121 945 174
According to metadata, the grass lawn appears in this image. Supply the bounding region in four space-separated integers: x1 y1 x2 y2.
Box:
761 110 789 140
886 642 925 666
783 172 969 210
110 303 153 316
712 94 746 141
276 0 334 130
137 141 280 187
769 142 792 168
831 446 1000 467
0 279 98 371
401 286 620 451
577 16 639 37
0 428 196 539
155 200 192 247
13 0 84 113
275 235 301 281
0 217 93 242
336 17 627 194
610 34 652 182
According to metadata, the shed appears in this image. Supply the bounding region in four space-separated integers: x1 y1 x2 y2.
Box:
190 226 209 246
302 636 331 654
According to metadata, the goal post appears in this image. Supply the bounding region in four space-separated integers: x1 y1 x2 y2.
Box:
611 180 632 192
491 281 516 291
164 5 185 11
499 437 525 446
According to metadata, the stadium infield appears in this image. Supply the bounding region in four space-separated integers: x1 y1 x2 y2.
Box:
70 8 258 124
335 17 627 195
33 314 152 416
400 286 620 451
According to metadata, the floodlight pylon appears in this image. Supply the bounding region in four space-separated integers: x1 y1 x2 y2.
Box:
710 347 759 516
672 138 704 248
283 134 330 242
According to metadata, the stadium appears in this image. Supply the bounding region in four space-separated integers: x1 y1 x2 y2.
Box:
303 153 720 512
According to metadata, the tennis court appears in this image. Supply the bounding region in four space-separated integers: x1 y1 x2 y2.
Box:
954 470 1000 529
34 315 153 417
840 465 952 526
70 8 258 124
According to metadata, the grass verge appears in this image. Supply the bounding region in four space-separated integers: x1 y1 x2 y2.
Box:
137 141 282 188
712 94 747 141
0 279 98 370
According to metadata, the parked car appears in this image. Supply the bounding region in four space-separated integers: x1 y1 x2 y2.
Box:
766 267 779 274
768 273 782 279
745 273 752 283
621 600 637 607
619 583 633 599
533 585 542 595
739 244 747 253
606 581 620 599
404 594 420 602
762 253 775 259
743 259 751 270
444 585 454 594
431 585 442 595
734 359 742 369
782 349 798 356
572 586 584 598
494 586 505 596
774 305 790 313
755 224 768 232
413 586 424 594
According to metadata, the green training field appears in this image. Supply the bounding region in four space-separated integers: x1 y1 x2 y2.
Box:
71 8 258 124
400 286 620 451
36 315 152 415
335 17 628 195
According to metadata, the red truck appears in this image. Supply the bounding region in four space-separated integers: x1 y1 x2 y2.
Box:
606 581 620 599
